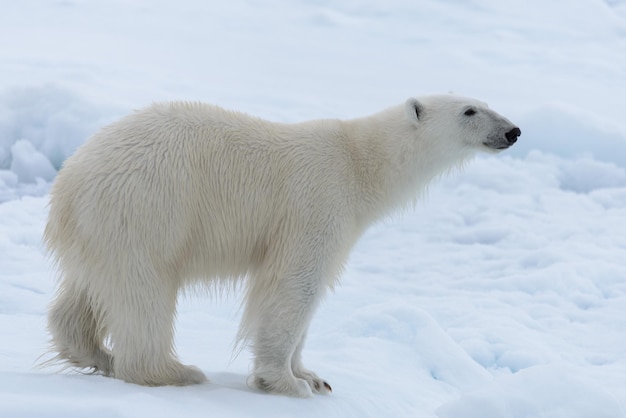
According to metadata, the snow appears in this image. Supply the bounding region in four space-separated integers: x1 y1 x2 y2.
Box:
1 0 625 417
10 140 57 184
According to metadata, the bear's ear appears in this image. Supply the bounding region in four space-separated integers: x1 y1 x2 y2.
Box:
405 98 423 127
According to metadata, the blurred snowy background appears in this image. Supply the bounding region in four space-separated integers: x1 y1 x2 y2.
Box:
1 0 625 417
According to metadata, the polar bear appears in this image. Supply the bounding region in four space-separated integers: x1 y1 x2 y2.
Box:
44 94 520 397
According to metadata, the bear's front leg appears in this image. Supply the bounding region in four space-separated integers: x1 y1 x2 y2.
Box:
247 266 331 397
291 333 332 394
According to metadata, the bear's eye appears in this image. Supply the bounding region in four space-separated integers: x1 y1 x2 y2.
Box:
464 108 477 116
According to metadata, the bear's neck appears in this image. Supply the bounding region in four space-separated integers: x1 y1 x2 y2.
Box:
341 106 471 226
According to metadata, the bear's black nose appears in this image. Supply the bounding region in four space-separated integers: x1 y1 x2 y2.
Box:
505 127 521 145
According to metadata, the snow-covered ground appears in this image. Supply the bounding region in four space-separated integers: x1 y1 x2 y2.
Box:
1 0 626 417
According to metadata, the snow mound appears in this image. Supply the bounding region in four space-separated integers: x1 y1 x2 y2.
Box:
512 104 626 166
10 140 57 183
436 365 624 418
346 303 492 390
446 152 626 196
0 85 118 183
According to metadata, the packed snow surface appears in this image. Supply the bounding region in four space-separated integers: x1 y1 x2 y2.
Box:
1 0 625 417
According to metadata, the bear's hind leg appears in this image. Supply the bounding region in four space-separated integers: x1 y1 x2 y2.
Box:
47 280 113 375
103 269 206 386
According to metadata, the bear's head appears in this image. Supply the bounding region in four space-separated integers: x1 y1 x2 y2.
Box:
405 95 520 154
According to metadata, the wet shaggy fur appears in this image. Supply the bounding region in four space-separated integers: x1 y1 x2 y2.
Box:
44 95 519 397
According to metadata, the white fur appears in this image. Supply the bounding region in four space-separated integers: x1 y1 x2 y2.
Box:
44 95 519 396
